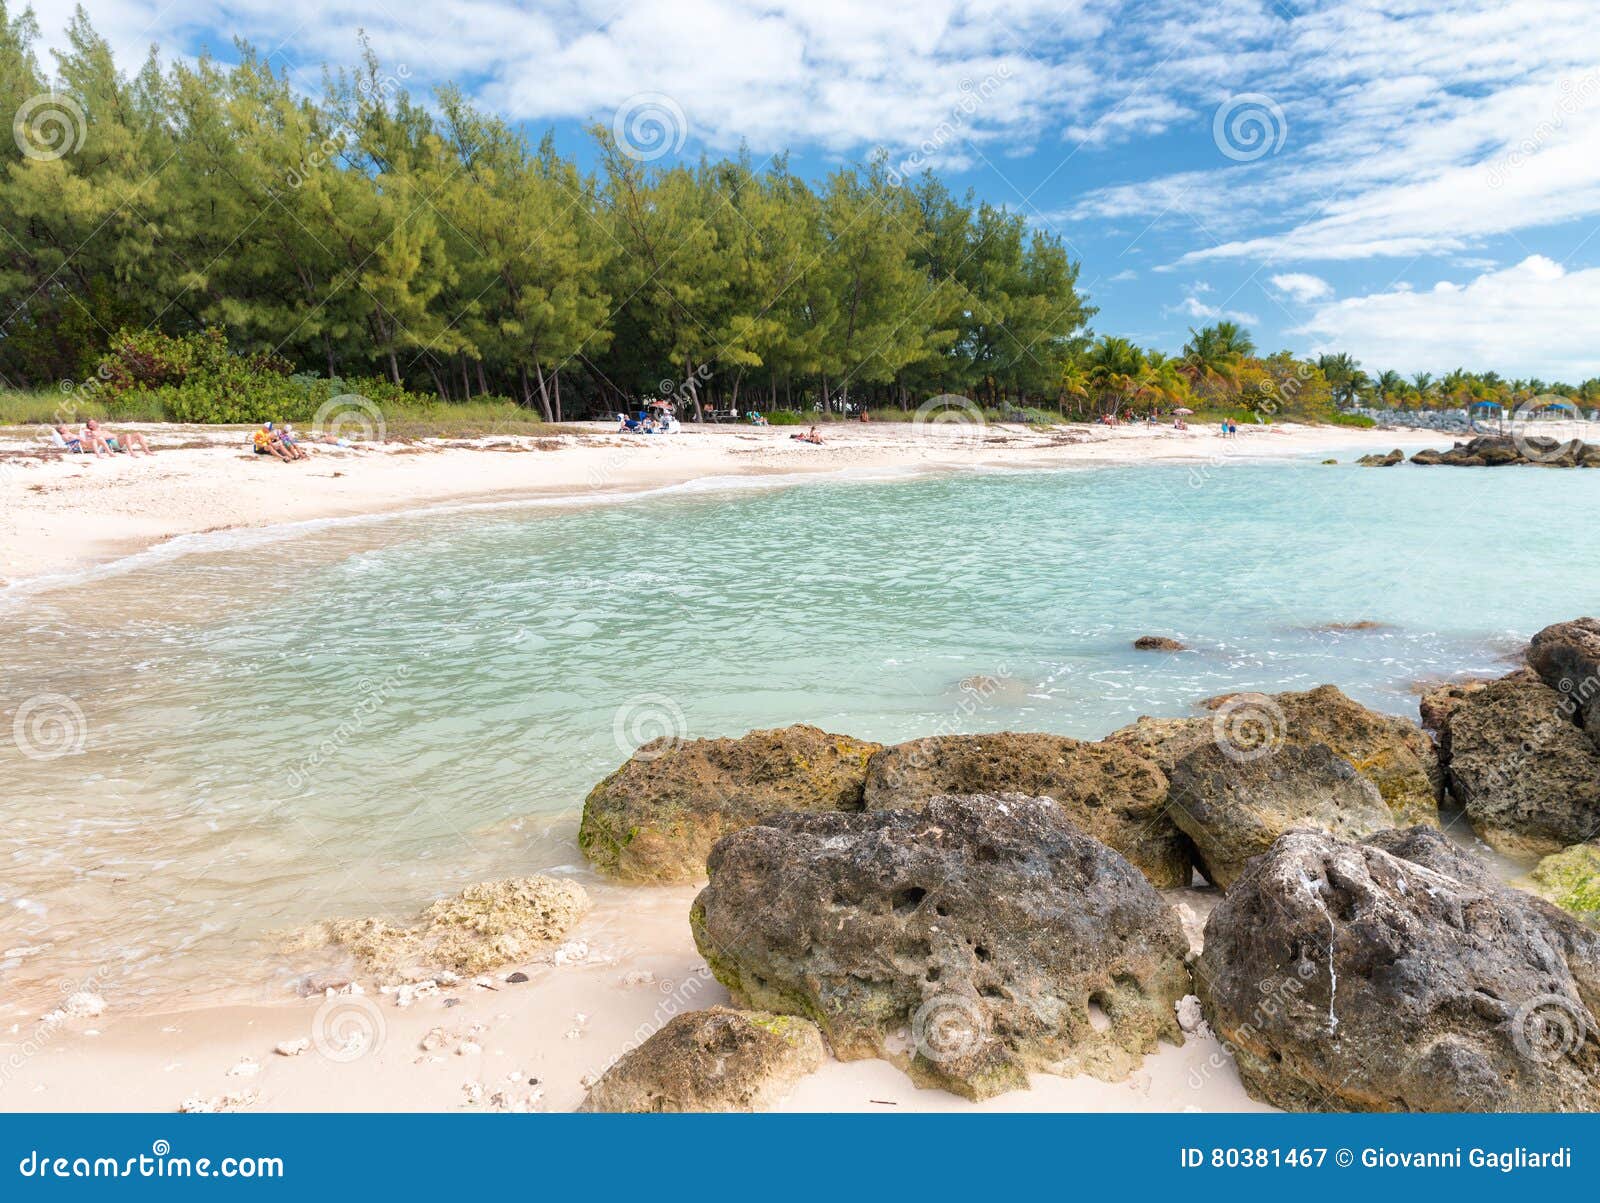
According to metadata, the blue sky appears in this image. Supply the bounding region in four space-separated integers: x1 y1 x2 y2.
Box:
31 0 1600 380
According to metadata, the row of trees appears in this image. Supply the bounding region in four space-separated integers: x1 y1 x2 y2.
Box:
4 8 1590 424
0 8 1090 419
1313 353 1600 412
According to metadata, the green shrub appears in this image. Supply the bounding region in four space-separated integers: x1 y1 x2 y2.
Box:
764 410 808 425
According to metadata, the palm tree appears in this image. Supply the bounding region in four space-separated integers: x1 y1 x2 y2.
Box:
1183 322 1255 392
1059 359 1089 416
1086 336 1146 414
1315 352 1367 409
1376 369 1405 405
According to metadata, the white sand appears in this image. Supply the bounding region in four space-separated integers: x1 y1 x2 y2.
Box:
2 881 1269 1114
1 419 1410 587
1 417 1402 1112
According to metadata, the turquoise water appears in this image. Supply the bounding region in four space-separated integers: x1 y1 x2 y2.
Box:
3 453 1598 1016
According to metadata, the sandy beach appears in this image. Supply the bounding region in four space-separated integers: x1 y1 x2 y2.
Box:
0 419 1410 589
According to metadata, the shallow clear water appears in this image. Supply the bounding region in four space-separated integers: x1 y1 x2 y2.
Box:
3 452 1598 1018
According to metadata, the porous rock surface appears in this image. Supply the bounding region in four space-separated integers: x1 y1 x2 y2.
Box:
690 794 1191 1100
860 733 1190 886
578 725 881 881
1197 828 1600 1112
578 1007 824 1112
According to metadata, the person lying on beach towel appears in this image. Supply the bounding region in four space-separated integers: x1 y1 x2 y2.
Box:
790 425 823 445
85 419 151 456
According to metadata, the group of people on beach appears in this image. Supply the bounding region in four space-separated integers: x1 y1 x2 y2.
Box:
50 420 151 457
252 421 311 461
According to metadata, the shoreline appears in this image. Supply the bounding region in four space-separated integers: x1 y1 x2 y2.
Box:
1 420 1411 591
0 418 1449 1114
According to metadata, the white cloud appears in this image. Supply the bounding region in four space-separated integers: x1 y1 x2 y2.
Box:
1298 256 1600 381
1171 288 1256 327
1269 272 1332 302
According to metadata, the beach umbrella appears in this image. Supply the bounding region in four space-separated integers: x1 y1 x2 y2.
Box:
1173 406 1194 414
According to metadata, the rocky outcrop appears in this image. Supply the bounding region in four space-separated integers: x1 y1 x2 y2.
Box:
291 876 590 976
1198 829 1600 1112
1166 742 1393 888
861 733 1190 886
577 725 882 882
1527 617 1600 731
1357 448 1404 466
578 1008 824 1112
1440 672 1600 855
1411 435 1600 468
1522 845 1600 929
1133 635 1187 651
1200 684 1440 826
1103 715 1214 775
1418 678 1489 735
690 795 1191 1100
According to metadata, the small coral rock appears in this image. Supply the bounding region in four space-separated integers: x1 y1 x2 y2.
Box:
291 876 590 976
578 1008 824 1112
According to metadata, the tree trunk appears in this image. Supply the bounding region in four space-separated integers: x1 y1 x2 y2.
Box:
553 370 562 422
532 358 554 422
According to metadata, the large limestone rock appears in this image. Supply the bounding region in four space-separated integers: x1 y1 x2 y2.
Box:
1102 715 1214 775
1200 684 1440 826
1166 742 1394 888
690 794 1191 1101
577 725 882 882
860 733 1190 886
291 876 590 976
1417 678 1488 736
1442 673 1600 855
578 1008 824 1112
1522 844 1600 929
1527 617 1600 731
1198 829 1600 1112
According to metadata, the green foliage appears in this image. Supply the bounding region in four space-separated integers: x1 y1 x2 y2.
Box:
0 12 1092 418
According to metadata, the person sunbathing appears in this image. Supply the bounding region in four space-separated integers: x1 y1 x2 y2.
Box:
790 425 823 445
50 424 85 453
85 419 151 456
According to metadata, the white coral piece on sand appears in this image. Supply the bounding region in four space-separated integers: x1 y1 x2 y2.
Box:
1175 994 1212 1038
